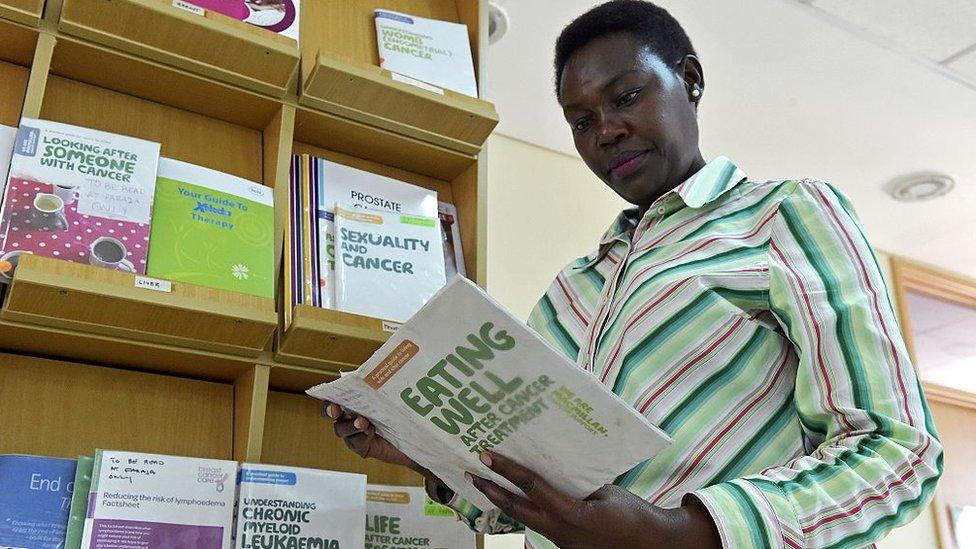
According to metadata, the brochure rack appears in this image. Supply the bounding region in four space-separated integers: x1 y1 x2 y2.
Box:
0 0 493 491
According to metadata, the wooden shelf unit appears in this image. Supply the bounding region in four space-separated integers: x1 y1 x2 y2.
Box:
58 0 299 97
300 0 497 155
0 0 44 27
0 0 493 493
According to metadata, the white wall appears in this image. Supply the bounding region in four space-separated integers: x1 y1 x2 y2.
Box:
485 133 626 321
483 134 941 549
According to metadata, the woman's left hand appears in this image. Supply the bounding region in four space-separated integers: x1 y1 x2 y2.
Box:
467 451 721 549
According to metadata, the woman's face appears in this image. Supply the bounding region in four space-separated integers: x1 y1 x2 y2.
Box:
559 32 702 208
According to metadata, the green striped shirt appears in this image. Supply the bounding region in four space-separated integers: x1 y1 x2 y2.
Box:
445 156 941 548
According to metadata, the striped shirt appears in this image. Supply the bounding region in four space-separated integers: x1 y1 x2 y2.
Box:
445 157 942 548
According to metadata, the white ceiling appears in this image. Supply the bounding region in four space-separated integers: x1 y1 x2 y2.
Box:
906 291 976 393
483 0 976 277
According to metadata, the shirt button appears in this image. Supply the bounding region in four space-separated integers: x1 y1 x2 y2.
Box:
657 206 667 215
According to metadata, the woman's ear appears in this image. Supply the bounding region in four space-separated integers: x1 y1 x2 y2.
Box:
679 54 705 104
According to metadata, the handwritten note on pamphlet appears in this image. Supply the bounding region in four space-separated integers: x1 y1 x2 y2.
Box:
77 179 153 222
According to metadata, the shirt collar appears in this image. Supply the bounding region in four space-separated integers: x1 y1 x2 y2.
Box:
596 156 748 247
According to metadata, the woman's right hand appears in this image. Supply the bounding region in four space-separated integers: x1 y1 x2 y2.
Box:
323 402 430 477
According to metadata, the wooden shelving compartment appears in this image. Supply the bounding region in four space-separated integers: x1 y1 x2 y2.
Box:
262 389 423 486
275 137 483 374
0 0 44 27
0 39 292 371
0 17 38 67
300 0 497 155
3 254 276 356
58 0 299 97
0 352 235 460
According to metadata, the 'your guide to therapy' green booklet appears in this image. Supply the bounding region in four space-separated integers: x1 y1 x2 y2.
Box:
307 277 671 512
147 158 274 298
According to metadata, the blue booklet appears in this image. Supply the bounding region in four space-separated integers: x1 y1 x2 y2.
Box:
0 455 77 549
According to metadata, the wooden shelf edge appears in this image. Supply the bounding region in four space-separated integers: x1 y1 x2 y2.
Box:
300 52 497 156
0 2 42 28
5 254 277 354
293 106 478 182
0 317 263 382
298 92 482 158
275 304 393 372
58 0 299 98
268 361 338 393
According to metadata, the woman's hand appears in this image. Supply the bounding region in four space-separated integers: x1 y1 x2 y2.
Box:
323 402 435 480
468 451 721 549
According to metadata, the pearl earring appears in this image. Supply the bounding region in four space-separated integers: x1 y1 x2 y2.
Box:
691 88 701 98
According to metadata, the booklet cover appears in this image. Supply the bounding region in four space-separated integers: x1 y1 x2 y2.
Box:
235 463 366 549
0 124 16 192
64 455 94 549
80 450 237 549
184 0 300 41
0 118 160 281
333 205 446 323
0 455 77 549
374 9 478 97
308 277 671 511
366 484 475 549
314 157 438 309
437 201 465 279
147 158 275 299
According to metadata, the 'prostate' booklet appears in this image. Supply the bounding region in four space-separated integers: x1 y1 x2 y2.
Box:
307 277 671 511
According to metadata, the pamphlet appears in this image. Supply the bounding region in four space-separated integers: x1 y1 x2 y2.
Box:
308 277 671 511
366 484 475 549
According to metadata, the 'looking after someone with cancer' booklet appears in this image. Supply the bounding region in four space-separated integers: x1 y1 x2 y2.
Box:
307 277 671 511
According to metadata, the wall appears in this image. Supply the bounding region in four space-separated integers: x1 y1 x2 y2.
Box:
485 133 626 320
483 134 942 549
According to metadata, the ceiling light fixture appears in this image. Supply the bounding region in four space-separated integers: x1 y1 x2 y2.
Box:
488 2 509 45
886 172 955 202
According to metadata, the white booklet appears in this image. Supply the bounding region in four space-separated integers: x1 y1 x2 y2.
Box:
366 484 475 549
308 277 671 511
315 157 437 309
235 463 365 549
333 205 445 323
374 9 478 98
80 450 236 549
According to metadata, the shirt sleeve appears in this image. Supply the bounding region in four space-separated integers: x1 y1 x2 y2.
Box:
688 180 943 548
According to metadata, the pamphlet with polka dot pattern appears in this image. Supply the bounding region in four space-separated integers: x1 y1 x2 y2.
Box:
0 118 160 281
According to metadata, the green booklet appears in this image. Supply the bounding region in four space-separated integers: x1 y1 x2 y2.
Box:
63 455 93 549
147 158 274 298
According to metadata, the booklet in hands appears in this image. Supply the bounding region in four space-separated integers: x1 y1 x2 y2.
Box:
307 277 671 511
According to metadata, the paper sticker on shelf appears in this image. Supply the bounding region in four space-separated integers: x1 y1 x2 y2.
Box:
172 0 206 16
135 276 173 293
391 73 445 95
382 320 401 333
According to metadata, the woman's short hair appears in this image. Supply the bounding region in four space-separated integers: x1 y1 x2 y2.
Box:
554 0 696 97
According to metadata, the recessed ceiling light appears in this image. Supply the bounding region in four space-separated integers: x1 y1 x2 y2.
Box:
488 2 509 45
886 172 955 202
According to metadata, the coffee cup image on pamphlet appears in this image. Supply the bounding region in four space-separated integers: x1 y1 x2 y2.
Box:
307 277 671 512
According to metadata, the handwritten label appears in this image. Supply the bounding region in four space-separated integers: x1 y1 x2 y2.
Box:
382 320 401 333
172 0 205 15
135 276 172 293
77 180 152 223
391 72 445 95
107 455 165 484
